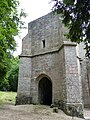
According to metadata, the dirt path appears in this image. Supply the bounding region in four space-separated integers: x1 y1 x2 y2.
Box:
0 104 90 120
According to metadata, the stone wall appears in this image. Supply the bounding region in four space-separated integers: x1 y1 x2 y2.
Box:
22 12 68 57
64 43 82 103
16 57 32 104
76 43 90 107
16 12 84 117
30 50 65 104
81 59 90 107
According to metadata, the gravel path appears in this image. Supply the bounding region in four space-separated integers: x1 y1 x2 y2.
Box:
0 104 90 120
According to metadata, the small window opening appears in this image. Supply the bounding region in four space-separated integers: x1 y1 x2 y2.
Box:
42 40 45 48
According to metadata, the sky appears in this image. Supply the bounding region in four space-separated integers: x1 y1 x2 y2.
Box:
14 0 53 56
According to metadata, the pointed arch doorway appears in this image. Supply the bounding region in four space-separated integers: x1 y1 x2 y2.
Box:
38 77 52 105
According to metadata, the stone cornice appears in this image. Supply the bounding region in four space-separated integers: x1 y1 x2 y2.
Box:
19 41 77 58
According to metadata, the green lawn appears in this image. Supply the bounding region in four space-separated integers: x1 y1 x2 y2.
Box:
0 91 17 104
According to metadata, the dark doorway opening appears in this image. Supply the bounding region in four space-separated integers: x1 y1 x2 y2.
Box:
38 77 52 105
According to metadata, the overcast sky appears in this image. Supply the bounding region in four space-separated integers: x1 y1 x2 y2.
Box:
14 0 52 56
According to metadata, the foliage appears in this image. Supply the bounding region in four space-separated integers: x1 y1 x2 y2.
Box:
0 91 16 104
0 0 26 80
8 57 19 92
0 57 19 92
0 79 9 91
52 0 90 57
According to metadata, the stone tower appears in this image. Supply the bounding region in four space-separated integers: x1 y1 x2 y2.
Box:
16 13 84 117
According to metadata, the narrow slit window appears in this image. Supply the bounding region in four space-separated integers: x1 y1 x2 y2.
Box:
42 40 45 48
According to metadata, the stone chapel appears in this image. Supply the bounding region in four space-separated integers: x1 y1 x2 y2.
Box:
16 12 90 117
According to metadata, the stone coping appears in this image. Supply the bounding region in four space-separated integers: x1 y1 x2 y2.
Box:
20 41 77 58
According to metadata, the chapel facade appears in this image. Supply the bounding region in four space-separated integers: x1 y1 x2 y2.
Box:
16 13 90 117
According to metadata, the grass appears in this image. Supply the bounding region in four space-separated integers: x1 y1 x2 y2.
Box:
0 91 17 105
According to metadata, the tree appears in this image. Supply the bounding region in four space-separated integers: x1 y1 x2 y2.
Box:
0 57 19 91
0 79 9 91
0 0 26 80
52 0 90 57
8 57 19 92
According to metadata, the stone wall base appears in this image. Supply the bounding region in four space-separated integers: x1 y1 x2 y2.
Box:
15 95 32 105
16 97 83 118
55 101 84 118
65 103 83 118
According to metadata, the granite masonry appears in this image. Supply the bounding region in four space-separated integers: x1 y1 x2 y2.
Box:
16 12 90 118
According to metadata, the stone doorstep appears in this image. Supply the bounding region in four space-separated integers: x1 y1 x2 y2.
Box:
84 117 90 120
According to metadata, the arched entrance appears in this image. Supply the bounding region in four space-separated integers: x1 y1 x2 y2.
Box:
38 77 52 105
